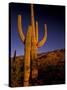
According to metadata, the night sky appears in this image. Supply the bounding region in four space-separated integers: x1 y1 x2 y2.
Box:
9 3 65 57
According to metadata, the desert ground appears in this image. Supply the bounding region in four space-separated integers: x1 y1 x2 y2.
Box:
10 49 65 87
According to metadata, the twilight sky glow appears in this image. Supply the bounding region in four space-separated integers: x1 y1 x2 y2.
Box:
9 3 65 57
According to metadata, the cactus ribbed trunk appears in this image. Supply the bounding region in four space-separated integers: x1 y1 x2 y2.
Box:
23 26 32 86
30 4 38 80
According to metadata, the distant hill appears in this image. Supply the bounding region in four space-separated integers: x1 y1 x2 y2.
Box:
10 49 65 87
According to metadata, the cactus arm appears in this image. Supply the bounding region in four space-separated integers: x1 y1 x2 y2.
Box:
18 15 25 43
37 24 47 48
31 4 36 42
31 4 35 31
35 21 38 43
24 25 32 86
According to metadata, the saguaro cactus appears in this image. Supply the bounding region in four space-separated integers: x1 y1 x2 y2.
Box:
30 4 47 80
17 4 47 86
18 15 32 86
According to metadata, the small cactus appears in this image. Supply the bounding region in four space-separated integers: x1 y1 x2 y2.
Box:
13 50 16 62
